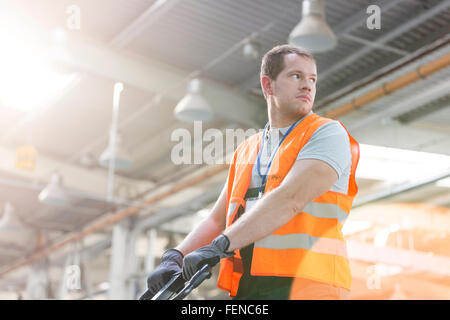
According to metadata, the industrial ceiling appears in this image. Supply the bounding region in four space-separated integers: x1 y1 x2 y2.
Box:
0 0 449 300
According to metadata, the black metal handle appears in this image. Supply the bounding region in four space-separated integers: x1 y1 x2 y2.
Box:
139 264 212 300
172 264 212 300
139 272 185 300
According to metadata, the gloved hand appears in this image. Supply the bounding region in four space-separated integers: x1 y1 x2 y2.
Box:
182 234 234 280
146 248 183 296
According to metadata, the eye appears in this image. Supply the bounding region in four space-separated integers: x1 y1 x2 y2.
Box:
292 74 300 79
309 78 316 84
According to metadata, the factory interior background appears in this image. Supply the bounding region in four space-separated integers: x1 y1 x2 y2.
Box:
0 0 449 300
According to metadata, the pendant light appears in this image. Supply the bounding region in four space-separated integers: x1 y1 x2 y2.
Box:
38 172 70 206
288 0 337 52
98 131 133 170
174 78 213 122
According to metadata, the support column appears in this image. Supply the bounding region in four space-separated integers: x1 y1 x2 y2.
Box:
25 231 51 300
145 229 157 275
138 228 157 294
25 257 51 300
108 218 138 300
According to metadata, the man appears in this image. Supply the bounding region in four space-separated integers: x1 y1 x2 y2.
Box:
145 44 359 300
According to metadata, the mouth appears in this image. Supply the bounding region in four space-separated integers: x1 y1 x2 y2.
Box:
296 94 311 102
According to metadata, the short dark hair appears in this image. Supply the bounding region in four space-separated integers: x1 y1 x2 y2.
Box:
260 44 315 98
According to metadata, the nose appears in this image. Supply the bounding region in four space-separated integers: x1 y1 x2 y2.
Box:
300 82 312 93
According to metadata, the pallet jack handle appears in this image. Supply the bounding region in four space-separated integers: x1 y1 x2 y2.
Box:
139 264 212 300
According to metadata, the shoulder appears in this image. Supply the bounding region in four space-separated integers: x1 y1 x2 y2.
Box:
313 119 349 138
304 120 351 153
298 119 351 179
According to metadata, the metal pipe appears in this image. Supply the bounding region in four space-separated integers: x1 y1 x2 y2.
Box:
0 163 228 278
107 82 124 201
315 35 450 111
318 0 450 82
324 52 450 119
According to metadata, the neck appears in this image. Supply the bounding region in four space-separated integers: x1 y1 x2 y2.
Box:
268 104 310 129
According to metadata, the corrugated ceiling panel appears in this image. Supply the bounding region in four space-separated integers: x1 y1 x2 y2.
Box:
129 0 302 81
76 0 158 42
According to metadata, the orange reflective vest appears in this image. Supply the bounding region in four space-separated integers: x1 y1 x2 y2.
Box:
217 113 360 297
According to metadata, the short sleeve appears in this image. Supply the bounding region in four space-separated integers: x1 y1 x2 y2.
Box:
297 121 351 193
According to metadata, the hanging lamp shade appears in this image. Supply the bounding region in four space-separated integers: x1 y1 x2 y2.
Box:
38 172 70 206
174 78 213 122
242 40 261 60
288 0 337 52
0 202 36 248
98 132 133 169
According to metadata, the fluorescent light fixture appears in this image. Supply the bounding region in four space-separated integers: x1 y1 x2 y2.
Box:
38 172 70 206
174 78 213 122
357 144 450 184
288 0 337 52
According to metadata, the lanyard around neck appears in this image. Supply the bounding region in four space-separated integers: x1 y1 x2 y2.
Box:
256 119 301 196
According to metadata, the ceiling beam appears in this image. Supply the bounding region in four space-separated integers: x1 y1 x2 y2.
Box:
237 0 409 93
49 36 265 129
134 185 223 233
0 161 228 279
318 0 450 82
346 76 450 132
0 145 153 201
109 0 182 49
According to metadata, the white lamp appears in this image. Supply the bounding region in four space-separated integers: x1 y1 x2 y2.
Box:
242 40 261 60
0 202 36 249
174 78 213 122
99 132 133 169
288 0 337 52
38 172 70 206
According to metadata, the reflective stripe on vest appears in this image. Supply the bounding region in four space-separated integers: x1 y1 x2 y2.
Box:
303 201 349 223
254 233 348 258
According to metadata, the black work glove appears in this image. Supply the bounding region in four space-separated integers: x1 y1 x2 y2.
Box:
146 248 183 296
182 234 234 280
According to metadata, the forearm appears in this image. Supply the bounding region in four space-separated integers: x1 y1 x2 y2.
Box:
175 215 224 256
224 187 301 252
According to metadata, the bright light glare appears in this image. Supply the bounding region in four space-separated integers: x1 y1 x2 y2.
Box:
373 228 391 248
342 220 372 236
0 28 75 112
357 144 450 184
98 282 110 291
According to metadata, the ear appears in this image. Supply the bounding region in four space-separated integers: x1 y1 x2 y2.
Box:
261 76 273 97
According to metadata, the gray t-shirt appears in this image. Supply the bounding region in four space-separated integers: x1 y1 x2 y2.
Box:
249 112 351 194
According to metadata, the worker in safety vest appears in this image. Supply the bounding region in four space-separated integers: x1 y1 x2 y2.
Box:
145 44 360 300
